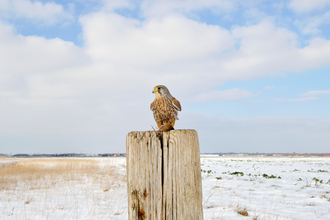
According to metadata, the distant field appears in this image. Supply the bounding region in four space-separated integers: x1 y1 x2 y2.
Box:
1 157 330 219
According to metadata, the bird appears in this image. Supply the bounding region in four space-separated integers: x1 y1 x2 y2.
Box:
150 85 181 132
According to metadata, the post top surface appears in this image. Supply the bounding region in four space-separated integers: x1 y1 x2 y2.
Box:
128 129 196 133
127 129 197 137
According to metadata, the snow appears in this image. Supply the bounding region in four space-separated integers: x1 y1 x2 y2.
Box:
1 156 330 219
0 161 18 167
0 158 127 220
201 156 330 219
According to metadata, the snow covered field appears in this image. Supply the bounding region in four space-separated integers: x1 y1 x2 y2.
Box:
0 156 329 220
201 156 330 220
0 158 127 220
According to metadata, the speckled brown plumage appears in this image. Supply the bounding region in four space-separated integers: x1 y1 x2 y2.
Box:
150 85 181 132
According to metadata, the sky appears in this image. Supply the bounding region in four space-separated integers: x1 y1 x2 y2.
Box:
0 0 330 154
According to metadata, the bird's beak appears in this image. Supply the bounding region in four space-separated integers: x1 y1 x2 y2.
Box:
152 88 157 94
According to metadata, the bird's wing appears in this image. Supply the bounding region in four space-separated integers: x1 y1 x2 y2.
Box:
150 101 155 111
172 97 181 111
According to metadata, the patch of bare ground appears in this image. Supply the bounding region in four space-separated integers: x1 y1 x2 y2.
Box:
237 208 249 216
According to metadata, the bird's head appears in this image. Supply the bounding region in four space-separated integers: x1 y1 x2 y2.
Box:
152 85 171 97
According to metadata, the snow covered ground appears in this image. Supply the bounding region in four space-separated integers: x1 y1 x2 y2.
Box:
0 156 329 219
0 158 127 220
201 156 330 219
0 161 18 167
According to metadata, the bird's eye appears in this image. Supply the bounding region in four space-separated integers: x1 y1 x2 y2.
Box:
157 87 160 90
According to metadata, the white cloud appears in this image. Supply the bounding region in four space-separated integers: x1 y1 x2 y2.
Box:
0 0 10 10
300 38 330 65
0 0 73 26
102 0 131 11
294 10 330 35
80 13 233 68
222 22 330 79
80 14 330 85
275 97 319 102
13 0 62 17
301 90 330 96
0 23 89 76
1 8 330 153
283 97 319 102
288 0 330 13
195 88 253 102
0 19 158 153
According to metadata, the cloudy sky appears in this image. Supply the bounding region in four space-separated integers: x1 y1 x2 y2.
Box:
0 0 329 154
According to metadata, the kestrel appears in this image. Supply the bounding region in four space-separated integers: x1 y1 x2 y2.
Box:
150 85 181 132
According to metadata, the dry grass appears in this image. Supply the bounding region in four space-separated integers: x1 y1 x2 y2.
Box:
0 158 17 161
0 157 127 219
0 158 123 191
237 209 249 216
236 204 249 216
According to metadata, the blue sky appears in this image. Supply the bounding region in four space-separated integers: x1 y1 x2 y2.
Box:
0 0 330 154
188 67 330 118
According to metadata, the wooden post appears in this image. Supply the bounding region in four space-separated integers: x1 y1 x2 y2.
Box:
126 129 203 220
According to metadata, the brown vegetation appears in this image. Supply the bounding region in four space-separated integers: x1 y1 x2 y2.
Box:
0 158 124 191
237 209 249 216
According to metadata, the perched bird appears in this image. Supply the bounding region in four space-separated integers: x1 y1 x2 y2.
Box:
150 85 181 132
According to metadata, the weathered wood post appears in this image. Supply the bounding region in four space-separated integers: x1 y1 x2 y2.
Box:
126 129 203 220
